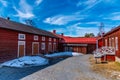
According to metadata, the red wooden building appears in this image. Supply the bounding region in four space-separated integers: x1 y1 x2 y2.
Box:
0 17 97 62
0 18 59 62
98 26 120 62
53 31 97 54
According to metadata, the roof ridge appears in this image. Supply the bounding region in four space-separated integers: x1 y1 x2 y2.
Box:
0 17 58 38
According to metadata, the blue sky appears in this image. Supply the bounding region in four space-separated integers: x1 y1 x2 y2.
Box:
0 0 120 37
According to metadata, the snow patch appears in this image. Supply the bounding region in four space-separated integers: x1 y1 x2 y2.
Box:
45 52 83 58
1 56 48 68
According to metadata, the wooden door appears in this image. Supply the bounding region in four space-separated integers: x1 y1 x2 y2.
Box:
19 45 25 57
18 41 25 57
33 42 39 55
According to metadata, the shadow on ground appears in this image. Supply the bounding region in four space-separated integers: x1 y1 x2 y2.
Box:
0 57 68 80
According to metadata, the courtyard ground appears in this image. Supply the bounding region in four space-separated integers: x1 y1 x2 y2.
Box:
21 55 111 80
0 54 120 80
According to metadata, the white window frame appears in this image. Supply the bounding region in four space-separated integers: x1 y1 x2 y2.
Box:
42 36 45 41
18 41 25 57
109 38 111 47
48 42 52 52
53 43 56 51
32 42 39 55
49 38 52 41
112 37 114 47
105 39 107 47
34 35 39 40
115 37 118 50
54 38 56 42
41 42 45 50
18 33 25 40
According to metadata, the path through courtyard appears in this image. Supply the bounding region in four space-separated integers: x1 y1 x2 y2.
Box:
21 55 111 80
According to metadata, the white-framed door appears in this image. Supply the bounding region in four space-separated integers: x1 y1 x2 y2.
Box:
18 41 25 57
32 42 39 55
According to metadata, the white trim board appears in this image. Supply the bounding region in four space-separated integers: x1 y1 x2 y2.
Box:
18 41 26 57
32 42 39 55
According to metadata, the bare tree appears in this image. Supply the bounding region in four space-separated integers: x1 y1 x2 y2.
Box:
25 19 36 27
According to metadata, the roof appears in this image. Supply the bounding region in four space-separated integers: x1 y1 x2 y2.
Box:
103 25 120 36
63 44 88 46
60 36 97 44
0 17 58 38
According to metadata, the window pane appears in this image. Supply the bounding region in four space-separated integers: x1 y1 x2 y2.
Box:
115 37 118 50
19 34 25 40
41 43 45 50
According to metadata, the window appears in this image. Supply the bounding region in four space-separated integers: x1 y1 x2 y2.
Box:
54 38 56 42
115 37 118 50
105 39 107 47
34 35 38 40
48 42 52 52
42 36 45 41
18 33 25 40
109 38 111 47
53 43 56 51
41 42 45 50
112 37 115 47
49 38 51 41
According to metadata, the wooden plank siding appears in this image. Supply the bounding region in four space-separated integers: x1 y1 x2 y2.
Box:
62 44 96 54
0 28 58 62
0 28 18 62
103 29 120 58
98 26 120 61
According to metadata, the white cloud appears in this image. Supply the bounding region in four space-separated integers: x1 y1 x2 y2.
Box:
48 22 113 37
13 0 34 19
48 22 112 37
86 21 100 26
44 14 83 25
84 0 97 5
13 6 34 19
0 0 8 7
111 16 120 20
77 0 102 13
35 0 42 5
104 12 120 20
65 23 99 37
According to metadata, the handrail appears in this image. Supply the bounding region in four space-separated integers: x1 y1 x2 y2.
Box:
93 46 115 58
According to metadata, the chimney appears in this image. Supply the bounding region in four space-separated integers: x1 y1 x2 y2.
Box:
61 33 64 36
7 17 10 20
53 30 56 34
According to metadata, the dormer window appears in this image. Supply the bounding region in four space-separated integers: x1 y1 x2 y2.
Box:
42 36 45 41
18 33 25 40
34 35 38 40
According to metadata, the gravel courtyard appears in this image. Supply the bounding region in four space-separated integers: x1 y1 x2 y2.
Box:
21 55 111 80
0 54 112 80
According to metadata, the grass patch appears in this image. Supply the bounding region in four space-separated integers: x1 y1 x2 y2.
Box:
115 62 120 66
89 56 120 80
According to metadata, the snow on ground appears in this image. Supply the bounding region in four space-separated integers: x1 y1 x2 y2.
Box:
1 52 83 68
45 52 83 58
1 56 48 68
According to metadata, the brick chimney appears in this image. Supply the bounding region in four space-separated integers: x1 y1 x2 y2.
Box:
53 30 56 34
61 33 64 36
7 17 10 20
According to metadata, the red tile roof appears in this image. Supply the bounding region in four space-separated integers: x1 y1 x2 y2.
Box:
51 31 97 44
59 36 97 44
